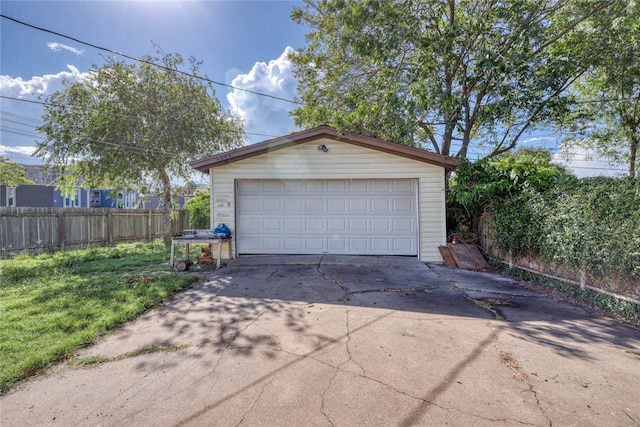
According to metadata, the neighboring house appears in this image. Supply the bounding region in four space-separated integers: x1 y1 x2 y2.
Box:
21 164 62 185
142 195 189 209
89 189 141 209
0 184 90 208
191 126 460 263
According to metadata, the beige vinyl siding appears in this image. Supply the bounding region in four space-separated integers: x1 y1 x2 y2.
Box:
209 138 446 262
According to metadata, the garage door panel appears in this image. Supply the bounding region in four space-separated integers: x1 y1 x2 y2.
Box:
371 180 391 192
263 238 282 250
241 198 262 212
327 198 346 212
349 199 368 212
328 181 346 192
328 238 346 251
263 181 283 192
263 218 281 231
306 199 324 211
237 179 417 255
393 238 414 251
393 180 413 192
284 238 303 250
393 199 413 212
241 237 262 251
393 218 414 232
327 218 346 231
305 218 324 231
305 238 324 251
239 217 261 232
284 181 304 192
306 181 324 192
349 238 368 251
371 218 390 232
285 198 304 212
349 181 368 192
371 238 390 251
284 218 303 231
371 198 390 212
263 199 281 211
348 218 368 231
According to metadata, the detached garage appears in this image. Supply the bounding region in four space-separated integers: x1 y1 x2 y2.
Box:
191 126 460 263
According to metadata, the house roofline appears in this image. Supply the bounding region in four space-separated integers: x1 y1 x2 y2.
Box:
191 126 462 173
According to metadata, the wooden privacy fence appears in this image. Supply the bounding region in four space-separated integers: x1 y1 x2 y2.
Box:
0 207 189 258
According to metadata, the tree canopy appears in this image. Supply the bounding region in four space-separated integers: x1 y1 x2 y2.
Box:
36 51 244 238
0 157 32 187
557 2 640 178
291 0 614 159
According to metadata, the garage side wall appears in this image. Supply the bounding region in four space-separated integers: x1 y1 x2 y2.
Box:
209 138 446 262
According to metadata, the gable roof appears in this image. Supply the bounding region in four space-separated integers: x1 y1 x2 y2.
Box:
191 126 462 173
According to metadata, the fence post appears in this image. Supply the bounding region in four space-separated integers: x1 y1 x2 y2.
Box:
58 210 65 251
148 209 152 242
107 210 113 245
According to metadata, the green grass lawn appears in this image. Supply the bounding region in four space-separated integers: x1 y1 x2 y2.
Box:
0 241 201 394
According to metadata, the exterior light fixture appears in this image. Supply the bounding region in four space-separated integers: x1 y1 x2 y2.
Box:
317 144 328 152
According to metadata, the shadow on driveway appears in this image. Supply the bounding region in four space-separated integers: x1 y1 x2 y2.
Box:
3 255 639 427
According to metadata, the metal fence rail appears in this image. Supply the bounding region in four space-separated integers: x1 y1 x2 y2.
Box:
0 207 188 258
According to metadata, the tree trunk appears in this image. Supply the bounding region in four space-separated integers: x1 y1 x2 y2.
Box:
160 169 173 244
628 136 638 179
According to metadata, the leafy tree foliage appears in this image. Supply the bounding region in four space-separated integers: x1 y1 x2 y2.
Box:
558 2 640 178
185 189 210 229
291 0 614 158
0 157 32 187
36 51 244 239
448 148 570 235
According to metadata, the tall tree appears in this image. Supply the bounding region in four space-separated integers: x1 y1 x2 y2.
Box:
36 51 244 239
558 2 640 178
291 0 614 159
0 157 32 187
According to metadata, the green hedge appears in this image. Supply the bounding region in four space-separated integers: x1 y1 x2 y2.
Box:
493 176 640 281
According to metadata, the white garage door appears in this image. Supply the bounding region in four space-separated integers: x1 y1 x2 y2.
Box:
236 179 418 256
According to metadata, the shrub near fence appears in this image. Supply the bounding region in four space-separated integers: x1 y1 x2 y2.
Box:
0 207 189 258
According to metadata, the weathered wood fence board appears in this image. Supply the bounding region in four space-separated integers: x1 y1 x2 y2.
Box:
0 207 188 258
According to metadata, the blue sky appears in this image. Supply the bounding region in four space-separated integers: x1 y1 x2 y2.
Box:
1 0 305 165
0 0 625 177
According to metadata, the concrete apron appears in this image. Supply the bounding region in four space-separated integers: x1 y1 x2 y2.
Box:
2 255 640 426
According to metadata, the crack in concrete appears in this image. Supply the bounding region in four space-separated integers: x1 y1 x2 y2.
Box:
235 373 277 427
343 309 366 376
319 308 354 427
490 323 551 427
467 296 507 321
316 257 349 302
224 302 279 347
444 407 547 426
348 286 437 295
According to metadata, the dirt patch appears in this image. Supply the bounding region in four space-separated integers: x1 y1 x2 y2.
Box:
499 351 529 382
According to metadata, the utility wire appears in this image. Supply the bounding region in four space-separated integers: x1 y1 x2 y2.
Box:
0 95 282 140
0 14 302 105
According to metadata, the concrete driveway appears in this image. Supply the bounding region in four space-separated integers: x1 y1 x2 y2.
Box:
2 255 640 426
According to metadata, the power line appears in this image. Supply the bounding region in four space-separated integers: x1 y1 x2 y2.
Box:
0 95 282 140
0 14 302 106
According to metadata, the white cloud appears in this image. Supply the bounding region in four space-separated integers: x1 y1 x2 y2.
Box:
521 135 555 145
227 46 299 144
0 145 37 156
552 145 626 178
1 66 88 164
0 65 85 98
47 42 84 56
